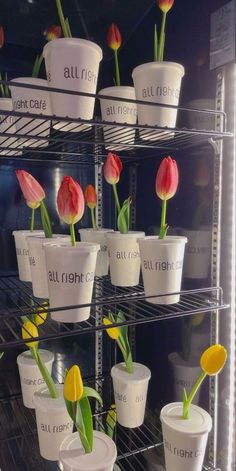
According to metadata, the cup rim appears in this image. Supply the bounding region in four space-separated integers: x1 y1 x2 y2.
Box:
98 85 136 96
138 236 187 245
160 401 212 434
43 241 100 252
106 231 145 240
132 61 185 78
43 37 103 61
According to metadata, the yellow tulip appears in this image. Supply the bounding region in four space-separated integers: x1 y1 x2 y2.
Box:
106 404 117 427
64 365 84 402
200 344 227 376
22 321 39 348
34 302 48 326
103 318 120 340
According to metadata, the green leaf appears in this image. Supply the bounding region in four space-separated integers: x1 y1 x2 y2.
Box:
64 396 75 422
117 197 132 234
154 24 158 61
75 401 91 453
79 397 93 452
0 352 4 359
82 387 103 407
65 17 72 37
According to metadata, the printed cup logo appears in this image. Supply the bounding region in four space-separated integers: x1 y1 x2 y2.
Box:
40 421 73 434
142 85 180 100
143 259 183 271
16 247 29 257
63 65 97 84
109 250 140 260
105 104 137 118
48 270 95 284
22 377 45 386
100 244 107 253
164 439 204 459
115 391 145 404
13 99 47 111
29 256 36 266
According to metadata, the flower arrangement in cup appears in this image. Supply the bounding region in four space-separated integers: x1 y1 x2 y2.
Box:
155 156 178 239
154 0 174 61
103 311 133 373
57 175 85 245
104 152 131 234
15 170 52 237
84 184 97 230
107 23 122 86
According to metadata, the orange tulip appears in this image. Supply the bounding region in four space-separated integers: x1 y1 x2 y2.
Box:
84 184 97 210
157 0 174 13
107 23 122 51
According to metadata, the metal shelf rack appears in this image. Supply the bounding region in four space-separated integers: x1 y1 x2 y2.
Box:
0 275 228 350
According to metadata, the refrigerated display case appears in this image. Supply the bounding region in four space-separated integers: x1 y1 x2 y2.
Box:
0 1 235 470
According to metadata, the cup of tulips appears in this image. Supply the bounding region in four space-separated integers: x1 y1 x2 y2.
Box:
79 184 113 277
132 0 184 141
160 344 227 471
59 365 117 471
99 23 137 150
20 320 73 460
43 176 99 322
104 152 145 287
103 311 151 428
138 156 187 304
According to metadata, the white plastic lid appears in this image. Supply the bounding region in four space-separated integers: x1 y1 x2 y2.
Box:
132 61 185 78
43 241 100 252
111 362 151 383
33 384 65 411
60 431 117 471
160 402 212 435
12 230 44 236
138 236 187 246
106 231 145 240
17 349 54 367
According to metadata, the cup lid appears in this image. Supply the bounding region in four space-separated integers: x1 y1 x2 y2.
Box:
160 402 212 435
111 362 151 383
43 241 100 252
17 349 54 366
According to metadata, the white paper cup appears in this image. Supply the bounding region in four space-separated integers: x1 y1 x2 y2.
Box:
27 234 70 298
33 384 73 461
79 228 113 276
185 99 215 131
99 86 137 150
160 402 212 471
168 352 202 404
132 62 184 141
0 97 22 156
144 449 165 471
17 349 54 408
12 230 44 282
43 38 102 132
106 231 145 287
111 362 151 428
138 236 187 304
43 242 99 322
9 78 51 148
59 431 117 471
183 229 211 279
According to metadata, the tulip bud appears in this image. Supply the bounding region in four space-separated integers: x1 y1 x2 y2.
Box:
200 344 227 376
103 318 120 340
104 152 123 185
157 0 174 13
57 176 85 225
155 156 179 201
107 23 122 51
22 321 39 348
44 24 62 41
34 302 48 326
84 184 97 210
16 170 45 209
64 365 84 402
0 26 4 48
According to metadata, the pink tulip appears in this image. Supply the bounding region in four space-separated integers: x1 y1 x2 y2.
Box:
57 176 84 225
15 170 45 209
103 152 123 185
155 156 179 201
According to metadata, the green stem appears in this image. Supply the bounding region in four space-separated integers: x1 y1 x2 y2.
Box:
154 24 158 61
40 200 52 238
31 347 58 399
32 53 44 78
112 184 121 213
114 50 121 86
30 208 35 231
159 199 167 239
70 224 76 246
90 207 97 230
182 371 206 419
157 12 167 61
56 0 70 37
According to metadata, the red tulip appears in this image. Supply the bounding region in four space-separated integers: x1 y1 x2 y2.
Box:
107 23 122 51
155 156 179 201
104 152 123 185
57 176 84 225
44 25 62 41
15 170 45 209
157 0 174 13
84 184 97 209
0 26 4 48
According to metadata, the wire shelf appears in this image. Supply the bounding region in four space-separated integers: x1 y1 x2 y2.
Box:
0 81 233 163
0 275 228 350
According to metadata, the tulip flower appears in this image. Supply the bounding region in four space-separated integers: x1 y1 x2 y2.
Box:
57 176 85 246
64 365 84 402
63 364 103 454
103 312 133 373
155 156 178 239
107 23 122 86
182 344 227 419
33 302 48 326
104 152 122 211
22 320 58 398
154 0 174 61
15 170 52 237
0 26 4 48
84 184 97 230
44 24 62 41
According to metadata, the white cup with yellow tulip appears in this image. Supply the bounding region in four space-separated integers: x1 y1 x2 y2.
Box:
160 345 227 471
